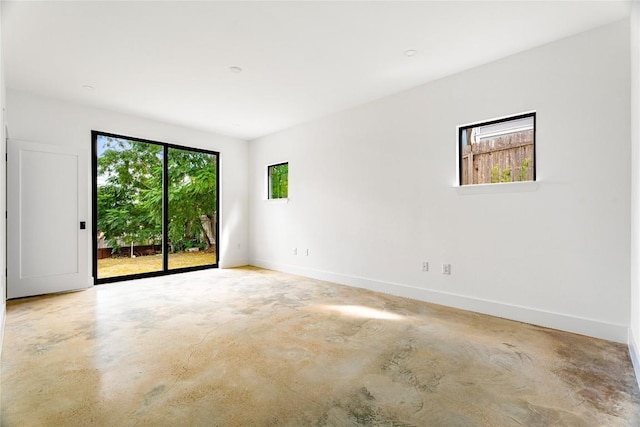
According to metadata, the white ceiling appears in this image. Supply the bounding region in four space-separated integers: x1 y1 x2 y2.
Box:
1 1 632 141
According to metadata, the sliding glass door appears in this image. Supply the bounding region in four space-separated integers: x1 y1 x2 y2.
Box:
92 131 219 284
167 147 218 270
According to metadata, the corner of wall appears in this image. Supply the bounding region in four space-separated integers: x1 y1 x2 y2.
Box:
629 0 640 389
0 0 6 359
219 259 249 269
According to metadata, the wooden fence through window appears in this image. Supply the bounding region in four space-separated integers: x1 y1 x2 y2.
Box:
461 130 534 185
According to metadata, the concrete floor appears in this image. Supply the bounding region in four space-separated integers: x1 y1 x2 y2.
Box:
1 267 639 426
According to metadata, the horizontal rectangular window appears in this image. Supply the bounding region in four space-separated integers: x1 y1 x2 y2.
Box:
459 112 536 186
268 162 288 199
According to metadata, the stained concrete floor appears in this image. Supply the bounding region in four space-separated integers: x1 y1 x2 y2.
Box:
1 267 639 426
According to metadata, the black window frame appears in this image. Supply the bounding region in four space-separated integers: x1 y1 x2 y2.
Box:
91 130 220 284
458 112 536 186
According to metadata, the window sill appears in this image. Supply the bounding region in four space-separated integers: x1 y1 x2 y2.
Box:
264 198 290 204
455 181 539 195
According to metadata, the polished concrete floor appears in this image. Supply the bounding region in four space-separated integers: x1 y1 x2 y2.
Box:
1 267 639 426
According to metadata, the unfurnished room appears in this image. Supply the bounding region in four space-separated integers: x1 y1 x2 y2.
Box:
1 1 640 425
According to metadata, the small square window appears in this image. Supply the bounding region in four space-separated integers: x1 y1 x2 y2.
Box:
459 112 536 186
268 162 288 199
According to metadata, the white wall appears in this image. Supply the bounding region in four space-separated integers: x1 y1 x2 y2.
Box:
629 1 640 380
6 90 250 279
249 20 631 343
0 3 6 356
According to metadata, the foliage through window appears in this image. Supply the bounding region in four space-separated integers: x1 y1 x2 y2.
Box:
93 131 219 283
268 162 288 199
459 113 536 185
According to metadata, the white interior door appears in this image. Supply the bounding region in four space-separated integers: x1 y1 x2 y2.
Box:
7 139 90 298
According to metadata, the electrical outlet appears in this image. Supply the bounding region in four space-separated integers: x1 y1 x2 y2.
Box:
442 264 451 275
421 261 429 272
293 248 297 255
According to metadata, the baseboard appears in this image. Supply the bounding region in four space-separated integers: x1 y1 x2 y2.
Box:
219 258 249 269
629 330 640 389
251 259 628 343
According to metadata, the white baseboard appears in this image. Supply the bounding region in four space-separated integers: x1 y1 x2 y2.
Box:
251 259 628 343
629 330 640 389
219 258 249 269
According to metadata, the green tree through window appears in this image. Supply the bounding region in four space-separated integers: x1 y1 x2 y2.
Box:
95 132 218 279
268 163 288 199
97 138 163 253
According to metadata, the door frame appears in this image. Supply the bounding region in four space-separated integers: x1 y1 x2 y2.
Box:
91 130 220 284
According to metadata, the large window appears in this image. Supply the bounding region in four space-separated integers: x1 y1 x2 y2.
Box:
268 162 288 199
459 112 535 186
92 131 219 283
